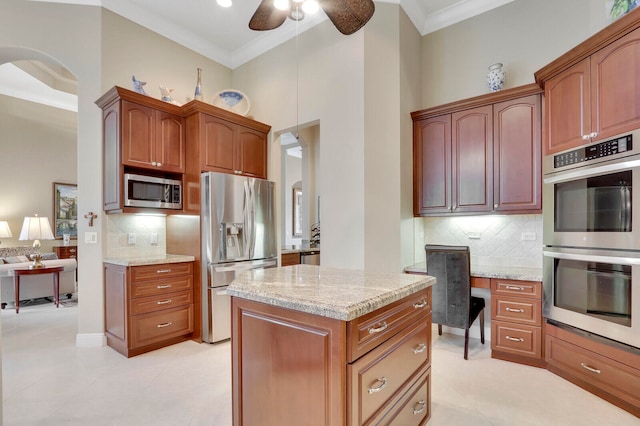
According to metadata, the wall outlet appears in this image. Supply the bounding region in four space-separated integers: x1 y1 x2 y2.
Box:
128 233 136 244
467 232 481 239
150 232 158 245
521 232 536 241
85 232 97 244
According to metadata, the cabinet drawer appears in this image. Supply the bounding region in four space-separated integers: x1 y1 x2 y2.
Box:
546 334 640 410
281 252 300 266
492 295 541 326
491 279 541 299
349 316 430 425
130 305 193 349
368 365 431 426
129 290 193 315
348 288 431 362
130 262 193 282
491 321 542 359
130 275 192 298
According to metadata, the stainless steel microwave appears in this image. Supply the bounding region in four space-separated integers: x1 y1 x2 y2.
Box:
124 173 182 209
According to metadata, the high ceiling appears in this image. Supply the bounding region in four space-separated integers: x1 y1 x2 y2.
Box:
30 0 514 69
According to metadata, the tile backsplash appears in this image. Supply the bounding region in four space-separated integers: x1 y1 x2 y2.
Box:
105 214 166 258
414 214 543 268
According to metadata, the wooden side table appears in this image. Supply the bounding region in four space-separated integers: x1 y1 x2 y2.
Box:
13 266 65 313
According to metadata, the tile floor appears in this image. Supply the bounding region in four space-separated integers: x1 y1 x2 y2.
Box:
1 301 639 426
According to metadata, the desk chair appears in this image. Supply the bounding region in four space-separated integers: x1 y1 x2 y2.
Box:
425 244 485 360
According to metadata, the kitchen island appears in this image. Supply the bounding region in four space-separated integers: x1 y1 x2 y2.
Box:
228 265 436 426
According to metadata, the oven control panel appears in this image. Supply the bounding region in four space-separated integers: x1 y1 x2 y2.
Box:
554 134 632 168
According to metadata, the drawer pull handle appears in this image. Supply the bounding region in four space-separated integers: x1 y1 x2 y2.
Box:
157 322 173 328
368 377 387 394
506 336 524 342
412 400 427 415
505 285 525 291
581 363 601 374
413 300 428 309
157 284 172 289
505 307 525 313
368 322 388 334
412 343 427 354
157 269 172 274
157 299 173 305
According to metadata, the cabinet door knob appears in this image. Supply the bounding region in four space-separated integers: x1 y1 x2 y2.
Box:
151 161 157 166
589 132 598 139
156 162 162 167
582 135 590 141
494 203 499 209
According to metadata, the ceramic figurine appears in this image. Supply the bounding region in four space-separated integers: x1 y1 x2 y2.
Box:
132 75 147 95
159 86 180 105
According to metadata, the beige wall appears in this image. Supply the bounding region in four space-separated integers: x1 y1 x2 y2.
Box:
420 0 609 107
0 95 77 250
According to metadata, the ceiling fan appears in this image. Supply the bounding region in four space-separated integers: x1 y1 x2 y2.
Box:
249 0 375 35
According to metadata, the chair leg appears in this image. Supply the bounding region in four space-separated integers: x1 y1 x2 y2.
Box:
438 324 442 336
464 328 469 360
480 308 485 344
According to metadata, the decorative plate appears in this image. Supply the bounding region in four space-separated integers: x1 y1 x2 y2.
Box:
212 89 251 116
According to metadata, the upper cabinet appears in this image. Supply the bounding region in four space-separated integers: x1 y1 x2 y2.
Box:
535 11 640 155
121 101 185 173
412 85 542 217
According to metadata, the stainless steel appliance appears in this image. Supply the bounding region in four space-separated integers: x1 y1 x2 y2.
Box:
543 246 640 348
201 171 277 343
543 130 640 250
300 250 320 265
124 173 182 209
543 130 640 349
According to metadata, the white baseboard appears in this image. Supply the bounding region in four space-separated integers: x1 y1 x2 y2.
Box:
76 333 106 347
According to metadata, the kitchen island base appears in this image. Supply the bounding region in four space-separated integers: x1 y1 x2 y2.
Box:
231 287 432 426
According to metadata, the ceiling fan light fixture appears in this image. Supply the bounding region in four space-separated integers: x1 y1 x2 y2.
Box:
301 0 319 14
216 0 232 7
274 0 290 11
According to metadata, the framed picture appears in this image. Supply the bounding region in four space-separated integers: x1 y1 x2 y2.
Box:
292 187 302 237
53 182 78 239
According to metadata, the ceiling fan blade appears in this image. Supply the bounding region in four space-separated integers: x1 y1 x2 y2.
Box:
320 0 375 35
249 0 288 31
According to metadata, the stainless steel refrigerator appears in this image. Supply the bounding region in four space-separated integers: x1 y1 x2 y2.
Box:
201 171 277 343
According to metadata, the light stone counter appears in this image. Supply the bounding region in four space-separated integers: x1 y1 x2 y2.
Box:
404 262 543 282
227 264 436 321
103 254 195 267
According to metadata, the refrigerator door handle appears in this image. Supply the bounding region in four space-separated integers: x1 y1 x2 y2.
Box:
215 286 228 296
210 259 277 274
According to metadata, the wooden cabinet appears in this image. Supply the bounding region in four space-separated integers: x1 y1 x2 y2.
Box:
231 288 432 426
120 101 185 173
53 245 77 260
490 278 544 368
96 86 186 213
412 85 542 216
104 261 194 357
281 252 301 266
536 20 640 155
546 321 640 417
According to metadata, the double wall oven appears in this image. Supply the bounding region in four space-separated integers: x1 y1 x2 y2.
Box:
543 130 640 349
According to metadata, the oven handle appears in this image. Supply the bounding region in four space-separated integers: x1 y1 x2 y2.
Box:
543 158 640 184
542 250 640 265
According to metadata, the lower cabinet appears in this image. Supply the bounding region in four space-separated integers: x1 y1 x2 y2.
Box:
104 261 194 357
280 252 300 266
231 288 432 426
490 278 545 367
545 322 640 417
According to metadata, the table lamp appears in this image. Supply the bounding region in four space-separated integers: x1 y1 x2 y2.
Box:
0 221 12 244
19 215 54 269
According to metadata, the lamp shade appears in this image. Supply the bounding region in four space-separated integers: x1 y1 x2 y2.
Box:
0 221 12 238
19 216 54 241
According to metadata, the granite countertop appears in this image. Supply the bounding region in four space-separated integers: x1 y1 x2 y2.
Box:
281 245 320 254
103 254 195 267
227 264 436 321
404 262 543 282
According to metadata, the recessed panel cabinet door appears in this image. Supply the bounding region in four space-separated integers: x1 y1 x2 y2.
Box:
202 115 236 173
237 126 267 178
122 100 155 169
413 115 451 215
452 105 493 213
591 26 640 141
493 95 541 212
155 111 185 173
